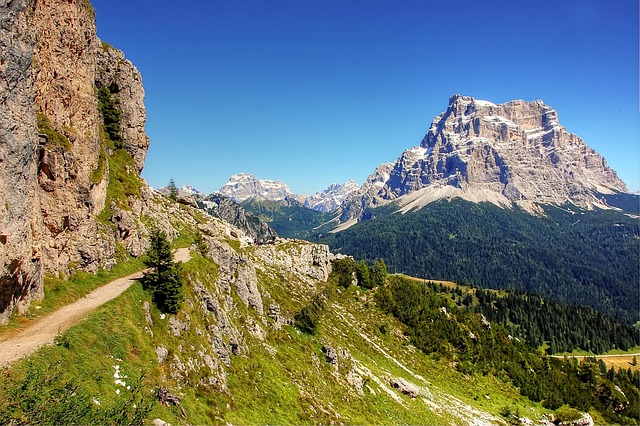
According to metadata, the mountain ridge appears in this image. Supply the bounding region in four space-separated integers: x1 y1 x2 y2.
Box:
213 95 631 230
219 173 360 213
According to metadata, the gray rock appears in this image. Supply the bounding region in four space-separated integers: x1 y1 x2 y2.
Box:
168 316 188 337
389 377 420 398
339 95 629 224
479 314 491 330
143 301 153 325
208 240 263 314
559 413 594 426
322 345 338 365
155 346 168 363
346 369 365 396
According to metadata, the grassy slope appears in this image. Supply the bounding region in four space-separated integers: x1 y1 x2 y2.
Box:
0 237 558 425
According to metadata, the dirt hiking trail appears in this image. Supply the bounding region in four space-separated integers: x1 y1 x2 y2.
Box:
0 248 191 368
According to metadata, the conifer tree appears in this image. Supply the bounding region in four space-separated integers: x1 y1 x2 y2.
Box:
372 258 387 286
168 178 178 201
356 260 372 289
141 229 183 313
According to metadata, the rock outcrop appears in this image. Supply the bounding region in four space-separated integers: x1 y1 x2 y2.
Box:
96 43 149 172
339 95 628 224
197 192 277 242
251 240 335 285
0 0 149 322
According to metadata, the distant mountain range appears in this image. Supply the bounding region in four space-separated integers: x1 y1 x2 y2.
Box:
174 94 637 237
219 173 360 213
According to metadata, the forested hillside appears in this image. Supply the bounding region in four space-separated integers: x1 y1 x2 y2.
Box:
319 200 640 324
424 281 640 355
371 274 640 424
240 197 330 239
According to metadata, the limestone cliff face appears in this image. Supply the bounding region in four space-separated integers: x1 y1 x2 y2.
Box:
0 0 149 322
412 95 626 207
33 0 110 276
0 0 42 322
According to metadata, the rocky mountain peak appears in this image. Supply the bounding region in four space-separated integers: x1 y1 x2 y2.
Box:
338 95 628 225
219 174 359 213
219 173 293 203
302 180 360 213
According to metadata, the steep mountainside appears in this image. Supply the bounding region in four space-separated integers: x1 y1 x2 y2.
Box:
2 206 637 424
240 196 331 240
338 95 628 224
157 185 278 242
321 200 640 324
198 193 277 242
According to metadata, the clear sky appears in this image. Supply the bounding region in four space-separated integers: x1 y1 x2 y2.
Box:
91 0 639 195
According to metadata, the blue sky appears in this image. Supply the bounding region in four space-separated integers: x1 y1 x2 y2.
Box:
91 0 639 194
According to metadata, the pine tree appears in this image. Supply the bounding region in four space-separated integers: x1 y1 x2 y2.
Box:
141 229 183 313
356 260 372 289
168 178 178 201
372 258 387 287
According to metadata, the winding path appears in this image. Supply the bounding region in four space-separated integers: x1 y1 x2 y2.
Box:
0 248 191 368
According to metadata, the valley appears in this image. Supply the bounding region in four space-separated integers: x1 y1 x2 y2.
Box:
0 0 638 425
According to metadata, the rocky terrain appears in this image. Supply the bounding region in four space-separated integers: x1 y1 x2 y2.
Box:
301 180 360 213
157 185 278 243
337 95 628 224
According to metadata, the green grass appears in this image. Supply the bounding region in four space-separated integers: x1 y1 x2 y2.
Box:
603 346 640 356
0 283 158 425
36 113 72 151
83 0 95 18
553 346 640 357
90 131 108 184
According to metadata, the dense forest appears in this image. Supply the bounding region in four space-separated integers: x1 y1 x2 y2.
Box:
318 200 639 324
425 282 640 355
